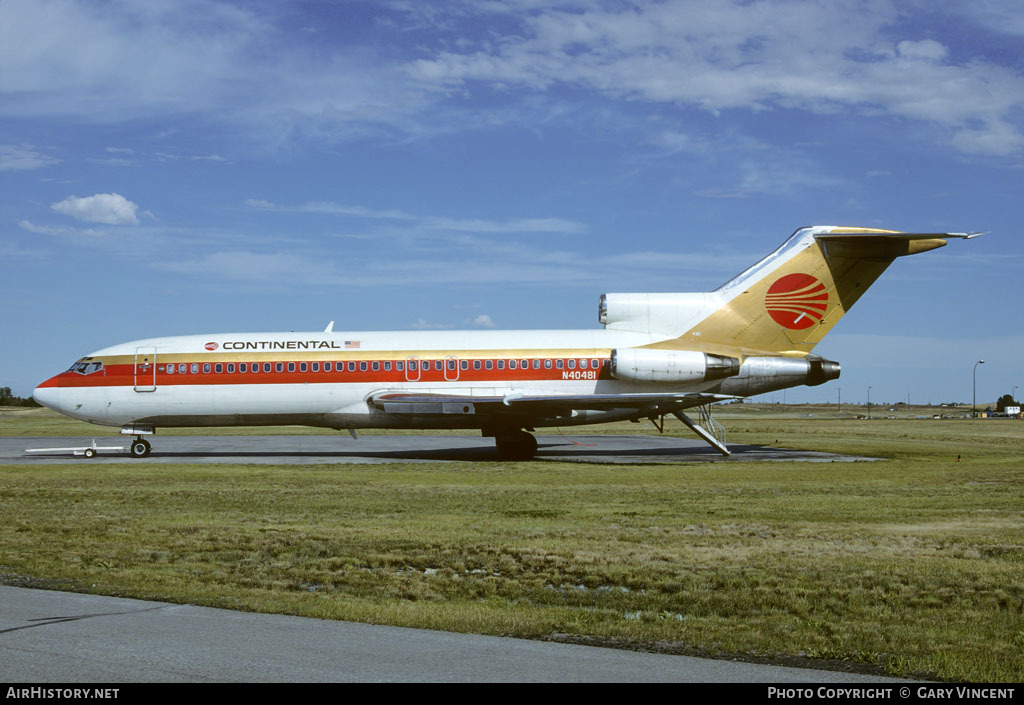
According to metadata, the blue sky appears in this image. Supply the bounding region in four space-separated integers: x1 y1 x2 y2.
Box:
2 0 1021 405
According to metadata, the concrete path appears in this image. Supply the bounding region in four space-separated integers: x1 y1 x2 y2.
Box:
0 586 905 683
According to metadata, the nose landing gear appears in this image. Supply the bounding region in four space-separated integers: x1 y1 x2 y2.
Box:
121 424 155 458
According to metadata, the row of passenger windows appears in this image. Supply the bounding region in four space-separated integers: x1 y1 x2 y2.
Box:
162 358 607 375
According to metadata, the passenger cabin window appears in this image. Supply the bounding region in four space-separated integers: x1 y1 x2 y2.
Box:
324 362 332 372
264 363 272 373
240 363 247 373
226 363 234 373
167 364 175 375
473 360 481 370
288 362 296 372
191 363 199 374
532 360 540 370
215 363 223 373
300 362 307 372
359 361 367 371
372 361 380 371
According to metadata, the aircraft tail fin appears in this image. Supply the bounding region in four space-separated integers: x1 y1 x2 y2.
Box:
670 226 981 354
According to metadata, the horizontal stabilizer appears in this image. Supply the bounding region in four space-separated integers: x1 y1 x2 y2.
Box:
814 230 986 258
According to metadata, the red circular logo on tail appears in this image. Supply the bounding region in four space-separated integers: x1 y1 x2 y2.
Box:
765 274 828 330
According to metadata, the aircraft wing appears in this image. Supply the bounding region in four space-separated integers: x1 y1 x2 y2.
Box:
368 390 733 416
367 390 736 455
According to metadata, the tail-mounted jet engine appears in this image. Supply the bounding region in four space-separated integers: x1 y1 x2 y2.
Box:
610 348 740 383
717 355 841 396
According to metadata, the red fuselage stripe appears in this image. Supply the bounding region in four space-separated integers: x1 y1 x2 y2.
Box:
50 358 611 388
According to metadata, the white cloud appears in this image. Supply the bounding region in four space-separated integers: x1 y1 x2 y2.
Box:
0 0 425 140
950 120 1024 156
2 1 1021 156
19 219 103 237
50 193 141 225
411 319 456 330
404 1 1024 156
156 250 343 285
897 39 947 62
248 199 587 235
0 144 59 171
472 314 496 328
19 220 73 236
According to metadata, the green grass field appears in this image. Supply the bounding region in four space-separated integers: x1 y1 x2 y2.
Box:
1 405 1022 681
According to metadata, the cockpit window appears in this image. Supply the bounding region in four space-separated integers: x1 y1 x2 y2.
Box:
69 361 104 375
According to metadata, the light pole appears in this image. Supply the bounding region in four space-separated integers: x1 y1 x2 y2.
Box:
867 385 872 420
973 360 985 418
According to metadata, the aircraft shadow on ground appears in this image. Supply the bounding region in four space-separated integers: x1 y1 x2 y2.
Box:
134 441 769 462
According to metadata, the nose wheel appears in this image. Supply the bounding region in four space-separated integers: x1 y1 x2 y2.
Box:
129 437 152 458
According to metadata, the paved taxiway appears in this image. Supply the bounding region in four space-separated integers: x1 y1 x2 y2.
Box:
7 434 876 464
1 586 907 682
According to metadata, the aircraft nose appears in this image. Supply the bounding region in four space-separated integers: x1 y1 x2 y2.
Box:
32 376 62 411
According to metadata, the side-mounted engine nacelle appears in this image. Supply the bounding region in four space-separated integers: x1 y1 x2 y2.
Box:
610 348 740 384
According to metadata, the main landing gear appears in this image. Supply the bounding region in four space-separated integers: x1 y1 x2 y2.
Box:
129 437 152 458
493 430 538 460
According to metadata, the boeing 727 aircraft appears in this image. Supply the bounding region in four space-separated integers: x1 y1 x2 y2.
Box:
33 226 979 459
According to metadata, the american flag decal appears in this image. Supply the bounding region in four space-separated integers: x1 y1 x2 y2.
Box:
344 340 361 349
765 273 829 330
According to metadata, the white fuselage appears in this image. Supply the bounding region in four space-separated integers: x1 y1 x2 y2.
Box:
34 327 704 431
